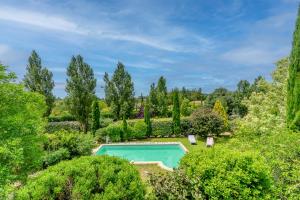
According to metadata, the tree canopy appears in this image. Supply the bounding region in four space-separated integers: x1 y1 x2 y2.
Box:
65 55 96 133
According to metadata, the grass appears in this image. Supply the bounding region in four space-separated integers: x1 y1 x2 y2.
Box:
130 136 231 182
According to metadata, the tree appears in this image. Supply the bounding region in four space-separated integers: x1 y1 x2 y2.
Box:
157 76 168 117
191 108 224 137
144 98 152 137
213 99 229 128
149 83 159 115
0 65 46 191
103 62 135 120
66 55 96 133
91 100 100 134
122 116 128 141
287 6 300 130
181 98 192 116
23 50 55 116
237 80 251 98
172 89 181 134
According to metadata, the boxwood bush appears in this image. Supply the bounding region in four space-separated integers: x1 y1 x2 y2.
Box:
48 114 76 122
15 156 145 199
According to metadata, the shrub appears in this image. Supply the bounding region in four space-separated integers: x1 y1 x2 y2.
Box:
45 121 81 133
42 148 70 167
132 121 147 139
48 114 76 122
179 149 274 199
191 108 224 137
100 117 113 128
43 130 94 166
181 98 192 116
97 123 123 142
15 156 145 199
150 170 202 199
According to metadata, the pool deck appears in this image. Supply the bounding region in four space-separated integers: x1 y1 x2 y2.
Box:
92 142 188 171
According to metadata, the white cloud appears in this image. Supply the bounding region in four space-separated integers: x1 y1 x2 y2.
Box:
0 6 87 34
0 5 213 53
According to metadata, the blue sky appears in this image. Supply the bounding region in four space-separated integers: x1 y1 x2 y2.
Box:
0 0 298 97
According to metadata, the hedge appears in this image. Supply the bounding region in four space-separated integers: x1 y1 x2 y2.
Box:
96 117 193 142
48 114 76 122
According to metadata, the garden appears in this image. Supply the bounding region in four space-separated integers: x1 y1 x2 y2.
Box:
1 6 300 200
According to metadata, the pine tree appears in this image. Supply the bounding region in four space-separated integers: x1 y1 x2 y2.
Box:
287 6 300 130
144 98 152 137
172 89 181 134
66 55 96 133
24 50 55 116
157 76 168 117
92 100 100 134
103 62 135 120
213 99 228 129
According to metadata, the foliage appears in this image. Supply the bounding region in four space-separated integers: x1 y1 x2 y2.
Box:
149 83 159 115
144 97 152 137
122 117 128 141
42 148 70 168
150 170 202 200
100 117 113 128
92 100 101 133
181 98 192 116
0 63 16 82
48 114 76 122
172 89 181 134
132 121 147 139
49 99 71 117
179 149 274 199
15 156 145 200
103 62 135 120
287 7 300 130
0 66 46 189
43 130 94 159
97 123 123 142
238 58 288 136
180 87 205 101
213 99 229 128
156 76 168 117
191 108 224 137
23 50 55 117
66 55 96 133
45 121 81 133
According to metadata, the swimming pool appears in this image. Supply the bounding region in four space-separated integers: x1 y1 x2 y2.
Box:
95 143 187 170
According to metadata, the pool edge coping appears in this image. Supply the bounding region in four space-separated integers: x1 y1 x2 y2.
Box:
92 142 189 171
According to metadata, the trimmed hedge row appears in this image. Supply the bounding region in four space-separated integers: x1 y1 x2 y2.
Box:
96 117 193 142
48 115 76 122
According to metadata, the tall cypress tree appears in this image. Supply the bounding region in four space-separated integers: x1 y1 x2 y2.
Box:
157 76 168 117
287 6 300 130
144 98 152 137
66 55 96 133
24 50 55 116
91 100 101 134
172 89 181 134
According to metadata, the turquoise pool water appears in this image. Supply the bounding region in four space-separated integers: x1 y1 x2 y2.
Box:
96 144 186 169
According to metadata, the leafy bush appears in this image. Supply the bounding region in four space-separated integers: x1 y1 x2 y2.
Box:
42 130 94 168
181 98 192 116
132 121 147 139
191 108 224 137
15 156 145 199
100 117 113 128
150 170 202 199
45 121 81 133
48 114 76 122
178 149 274 199
97 123 123 142
42 148 70 167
